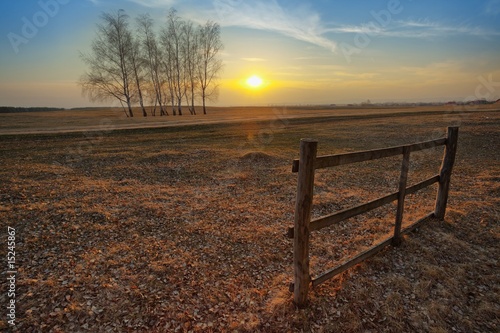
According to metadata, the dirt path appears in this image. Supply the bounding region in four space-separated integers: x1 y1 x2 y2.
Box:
2 105 497 135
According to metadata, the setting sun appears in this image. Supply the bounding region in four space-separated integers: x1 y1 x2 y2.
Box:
246 75 264 88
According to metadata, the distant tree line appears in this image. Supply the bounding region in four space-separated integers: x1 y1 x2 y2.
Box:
80 9 223 118
0 107 65 113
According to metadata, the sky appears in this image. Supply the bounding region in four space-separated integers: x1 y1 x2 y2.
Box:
0 0 499 108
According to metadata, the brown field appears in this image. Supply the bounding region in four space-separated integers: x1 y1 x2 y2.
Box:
0 106 499 332
1 104 497 135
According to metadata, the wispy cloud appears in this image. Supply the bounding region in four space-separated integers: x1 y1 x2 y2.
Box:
241 58 267 62
125 0 177 7
212 0 337 52
326 19 500 39
393 20 500 38
325 24 384 35
86 0 177 8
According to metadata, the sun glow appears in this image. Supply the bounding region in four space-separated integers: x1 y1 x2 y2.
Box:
246 75 264 88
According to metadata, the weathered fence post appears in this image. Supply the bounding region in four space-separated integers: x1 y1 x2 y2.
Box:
293 139 317 307
393 146 410 246
435 127 459 219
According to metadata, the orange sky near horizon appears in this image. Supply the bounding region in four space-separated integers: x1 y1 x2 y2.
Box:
0 1 499 108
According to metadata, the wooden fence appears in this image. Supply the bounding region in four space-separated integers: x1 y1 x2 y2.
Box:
287 127 459 307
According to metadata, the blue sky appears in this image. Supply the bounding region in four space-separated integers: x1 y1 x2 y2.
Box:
0 0 499 107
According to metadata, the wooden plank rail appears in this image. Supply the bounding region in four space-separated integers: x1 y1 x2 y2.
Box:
287 192 398 238
292 137 447 172
312 238 393 287
406 175 440 195
311 192 397 232
286 175 440 238
311 212 435 287
288 128 458 307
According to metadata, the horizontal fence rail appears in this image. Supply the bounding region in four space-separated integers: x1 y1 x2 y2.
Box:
311 212 434 287
291 137 447 172
289 127 458 307
287 174 440 238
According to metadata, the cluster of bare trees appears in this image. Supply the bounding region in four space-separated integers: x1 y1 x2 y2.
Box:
80 9 223 117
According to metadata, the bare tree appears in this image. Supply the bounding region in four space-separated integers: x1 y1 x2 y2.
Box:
80 10 136 117
136 14 168 116
163 9 185 116
81 9 223 117
182 21 199 115
197 21 223 115
130 36 147 117
160 26 176 115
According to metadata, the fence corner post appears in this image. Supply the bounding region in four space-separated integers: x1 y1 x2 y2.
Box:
393 146 410 246
293 139 317 307
435 127 459 219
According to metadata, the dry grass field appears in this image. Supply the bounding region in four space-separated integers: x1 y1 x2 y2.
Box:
0 105 499 332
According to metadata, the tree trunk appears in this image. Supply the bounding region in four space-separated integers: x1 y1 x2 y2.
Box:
121 102 129 118
157 86 166 116
177 95 182 116
138 92 147 117
191 85 196 115
132 52 147 117
202 90 207 115
151 100 156 116
126 98 134 117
